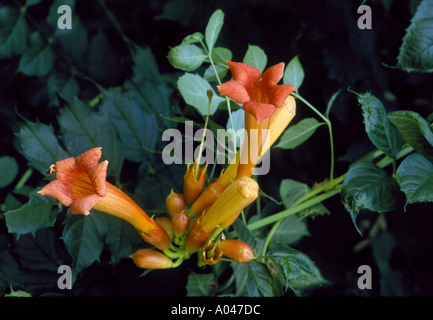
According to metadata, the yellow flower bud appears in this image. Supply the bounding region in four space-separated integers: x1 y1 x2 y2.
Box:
130 249 173 269
220 239 255 263
183 162 207 205
166 189 185 217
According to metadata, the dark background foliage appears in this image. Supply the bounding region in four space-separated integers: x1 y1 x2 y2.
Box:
1 0 433 297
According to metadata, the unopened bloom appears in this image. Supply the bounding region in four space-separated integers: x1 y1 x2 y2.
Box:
130 249 173 269
166 189 185 217
186 176 259 252
172 210 190 237
183 161 207 205
38 147 170 250
220 239 255 263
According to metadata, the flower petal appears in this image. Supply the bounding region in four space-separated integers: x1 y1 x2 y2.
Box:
38 180 73 207
268 84 296 109
226 61 261 93
243 101 276 123
70 194 100 215
76 147 102 171
261 62 285 87
55 157 77 182
88 160 108 197
217 80 251 104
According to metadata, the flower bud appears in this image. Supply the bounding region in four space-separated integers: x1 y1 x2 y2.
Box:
220 239 255 263
183 162 207 205
172 210 190 237
155 216 174 240
130 249 173 269
166 189 185 217
200 241 223 265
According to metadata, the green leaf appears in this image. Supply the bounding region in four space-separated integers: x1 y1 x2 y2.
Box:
177 73 224 116
205 9 224 53
58 98 124 178
18 119 70 174
232 219 257 249
283 56 304 91
132 45 161 85
0 6 28 58
272 215 310 247
18 32 54 77
181 32 204 45
342 162 399 234
242 44 267 73
247 261 274 297
99 89 155 163
357 92 402 159
102 214 143 264
204 47 232 82
396 0 433 72
186 271 215 296
396 153 433 207
13 228 66 271
268 243 326 294
167 44 206 71
62 212 105 278
47 72 79 104
4 287 32 297
0 156 18 189
4 190 58 237
274 118 324 149
388 110 433 162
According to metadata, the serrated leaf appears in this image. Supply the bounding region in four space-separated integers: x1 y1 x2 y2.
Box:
4 190 58 237
62 212 105 278
167 44 206 71
279 179 329 220
177 73 224 116
18 119 70 174
274 118 324 149
103 214 143 264
272 215 310 247
283 56 304 91
357 92 402 159
99 89 155 163
388 110 433 162
132 45 161 85
242 44 267 73
396 153 433 207
186 271 215 296
18 32 54 77
0 156 18 189
13 228 66 271
247 261 274 297
205 9 224 53
396 0 433 72
232 219 256 249
204 47 232 82
342 162 399 234
0 6 28 58
58 97 124 178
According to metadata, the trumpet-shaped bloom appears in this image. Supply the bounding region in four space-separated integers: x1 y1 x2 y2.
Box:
38 147 170 250
218 61 295 123
186 176 258 252
200 241 223 265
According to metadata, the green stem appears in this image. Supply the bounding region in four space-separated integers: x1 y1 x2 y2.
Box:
248 187 341 231
291 92 335 181
199 40 237 151
14 168 33 191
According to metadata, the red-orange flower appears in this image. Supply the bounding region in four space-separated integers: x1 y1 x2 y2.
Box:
38 147 170 250
217 61 295 123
